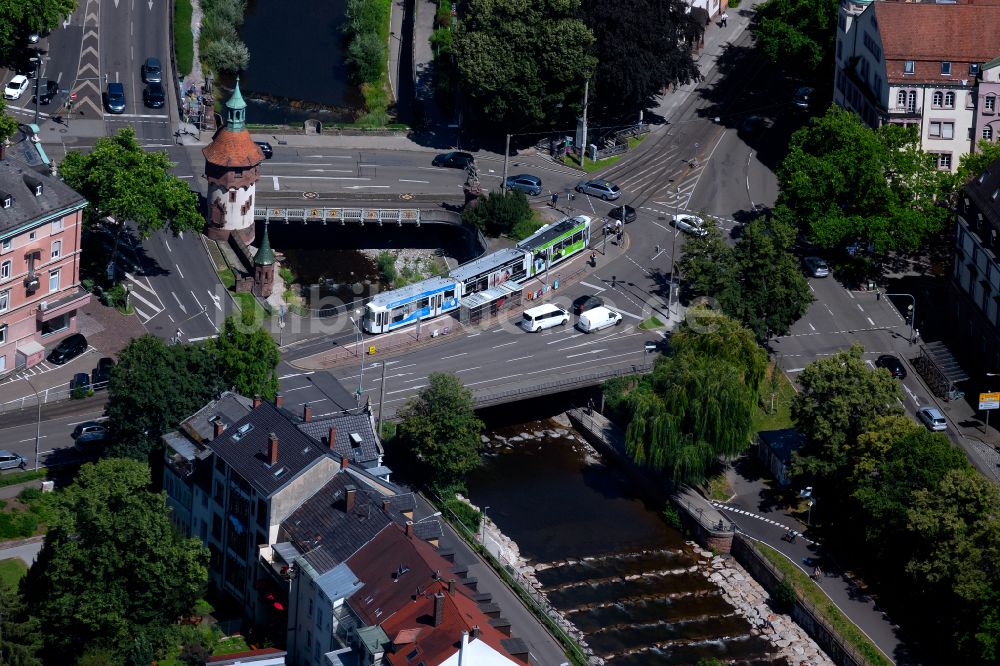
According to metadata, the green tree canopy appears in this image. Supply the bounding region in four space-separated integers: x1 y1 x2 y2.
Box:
461 189 532 237
107 335 226 460
790 344 903 483
58 127 203 238
953 139 1000 188
212 313 280 400
776 107 949 261
581 0 702 115
455 0 596 131
0 98 19 144
676 223 732 300
23 459 208 657
0 582 42 665
396 373 484 492
0 0 76 59
752 0 838 75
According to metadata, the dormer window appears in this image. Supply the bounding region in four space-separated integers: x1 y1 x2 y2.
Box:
941 61 952 76
971 63 981 77
22 175 42 197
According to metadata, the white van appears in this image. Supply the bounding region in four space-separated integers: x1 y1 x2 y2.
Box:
577 306 622 333
521 303 569 332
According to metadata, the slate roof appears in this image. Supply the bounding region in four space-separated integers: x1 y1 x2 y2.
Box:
207 401 327 498
178 391 254 445
0 139 87 237
876 3 1000 67
297 411 382 465
965 157 1000 232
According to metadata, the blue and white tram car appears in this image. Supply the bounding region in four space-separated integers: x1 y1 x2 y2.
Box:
449 247 529 297
362 276 461 334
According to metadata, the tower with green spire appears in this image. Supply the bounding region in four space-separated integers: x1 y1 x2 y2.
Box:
225 77 247 131
253 221 275 297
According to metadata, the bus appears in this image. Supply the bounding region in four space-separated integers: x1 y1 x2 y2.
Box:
362 276 460 334
516 215 591 278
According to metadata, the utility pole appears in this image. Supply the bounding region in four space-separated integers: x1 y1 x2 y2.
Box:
31 55 41 125
580 80 589 169
501 133 511 192
377 361 387 435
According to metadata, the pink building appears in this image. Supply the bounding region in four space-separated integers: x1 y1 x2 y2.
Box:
0 133 89 375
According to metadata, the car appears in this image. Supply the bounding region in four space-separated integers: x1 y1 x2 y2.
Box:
47 333 88 365
917 406 947 432
141 57 162 83
505 174 542 196
793 86 816 111
608 205 637 224
875 354 907 379
740 114 773 135
72 421 109 445
4 75 29 100
671 213 707 236
92 357 115 386
255 141 273 159
106 82 126 113
71 372 92 392
143 82 165 108
432 151 474 168
572 295 604 316
803 256 830 278
0 450 27 471
575 179 622 201
34 79 59 105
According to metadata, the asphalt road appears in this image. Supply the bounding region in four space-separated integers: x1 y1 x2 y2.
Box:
0 394 107 469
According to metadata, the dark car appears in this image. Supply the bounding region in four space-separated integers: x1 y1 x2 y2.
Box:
47 333 88 365
92 357 115 386
255 141 273 159
34 79 59 105
432 151 474 168
608 204 637 224
572 295 604 316
143 82 165 108
71 372 91 392
505 174 542 196
875 354 907 379
141 57 162 83
793 86 815 111
105 82 126 114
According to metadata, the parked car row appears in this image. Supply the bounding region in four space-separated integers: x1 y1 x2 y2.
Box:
106 56 164 113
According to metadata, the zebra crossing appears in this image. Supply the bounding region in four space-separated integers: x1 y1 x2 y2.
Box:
711 501 817 545
124 271 165 323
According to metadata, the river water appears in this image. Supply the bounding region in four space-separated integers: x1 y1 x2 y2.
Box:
466 418 785 665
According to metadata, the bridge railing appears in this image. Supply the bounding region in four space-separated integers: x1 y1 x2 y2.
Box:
254 207 421 225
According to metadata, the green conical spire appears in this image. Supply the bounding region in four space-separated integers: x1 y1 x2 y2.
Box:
226 77 247 131
255 222 274 266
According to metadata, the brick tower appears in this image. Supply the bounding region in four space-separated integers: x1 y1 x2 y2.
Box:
203 78 263 242
253 221 275 298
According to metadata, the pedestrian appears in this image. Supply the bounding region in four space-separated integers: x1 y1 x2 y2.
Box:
611 275 617 288
615 219 623 233
590 250 597 267
721 11 728 27
551 192 559 207
811 566 822 580
587 398 595 415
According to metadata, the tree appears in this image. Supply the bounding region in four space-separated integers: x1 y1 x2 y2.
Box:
849 414 921 484
455 0 596 131
581 0 702 115
676 224 732 300
752 0 838 76
461 190 532 237
106 335 226 460
0 583 42 665
202 38 250 73
0 98 18 144
346 32 385 84
776 107 949 262
791 344 903 483
0 0 76 60
58 128 203 238
954 139 1000 187
213 312 281 400
23 459 208 657
396 373 484 492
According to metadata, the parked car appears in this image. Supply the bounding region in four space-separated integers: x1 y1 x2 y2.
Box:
4 75 29 100
917 406 948 432
432 151 474 168
141 57 162 83
47 333 88 365
505 174 542 196
793 86 816 111
803 256 830 278
92 357 115 386
34 79 59 105
255 141 273 159
739 114 773 136
671 213 707 237
572 295 604 316
71 372 92 392
575 179 622 201
0 450 27 471
608 205 637 224
105 82 126 113
875 354 907 379
577 306 623 333
521 304 569 332
72 422 109 445
143 82 165 108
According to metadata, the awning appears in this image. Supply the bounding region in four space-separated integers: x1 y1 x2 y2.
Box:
15 339 44 357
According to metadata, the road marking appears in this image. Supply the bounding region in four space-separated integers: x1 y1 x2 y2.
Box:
579 281 606 293
274 176 371 181
164 238 172 252
467 332 480 337
493 341 518 349
549 333 583 344
456 366 481 373
176 263 184 279
466 373 522 387
126 285 159 311
207 290 223 311
808 323 815 331
787 368 805 373
279 372 316 380
187 335 218 342
18 435 48 442
441 352 467 360
400 377 427 384
171 291 187 313
281 385 311 393
617 310 643 320
67 416 108 426
846 290 855 299
509 355 533 362
273 176 279 190
867 316 875 326
387 385 424 395
189 290 204 310
306 168 353 173
399 179 429 183
856 303 864 312
566 349 606 359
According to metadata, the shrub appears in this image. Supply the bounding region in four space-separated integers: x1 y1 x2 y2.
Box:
771 579 797 613
435 0 452 28
18 487 42 502
175 0 194 76
278 267 294 284
348 33 386 85
430 27 452 56
204 38 250 73
206 0 247 28
462 190 532 237
376 252 397 285
443 497 481 534
347 0 387 37
662 503 682 530
201 13 239 44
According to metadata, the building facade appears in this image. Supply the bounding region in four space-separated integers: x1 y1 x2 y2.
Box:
0 128 89 375
834 0 1000 171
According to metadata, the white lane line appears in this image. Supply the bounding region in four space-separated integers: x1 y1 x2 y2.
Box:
171 291 187 313
466 373 523 387
566 349 606 359
133 306 153 322
617 310 643 320
456 366 481 373
399 179 430 183
67 416 108 426
387 385 425 395
207 290 223 311
281 385 311 393
188 335 218 342
127 287 159 312
847 290 855 299
493 341 518 349
189 290 205 310
268 162 340 166
548 333 584 344
124 273 156 295
175 261 185 279
442 352 467 360
509 355 533 362
467 332 481 337
522 349 645 376
856 303 864 312
808 323 816 331
579 281 606 293
273 176 279 190
400 377 426 384
18 435 48 443
867 316 875 326
164 238 172 252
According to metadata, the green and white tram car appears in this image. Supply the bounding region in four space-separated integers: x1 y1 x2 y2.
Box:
516 215 591 277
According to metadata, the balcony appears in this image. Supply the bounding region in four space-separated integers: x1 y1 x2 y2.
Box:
36 286 91 323
888 105 921 117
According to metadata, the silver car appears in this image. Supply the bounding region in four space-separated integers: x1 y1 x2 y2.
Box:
803 256 830 278
672 213 707 237
575 179 622 201
917 407 947 431
0 450 27 470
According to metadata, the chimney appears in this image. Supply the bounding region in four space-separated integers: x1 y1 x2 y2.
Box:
303 403 312 422
433 592 445 627
275 393 284 408
448 579 456 596
253 395 262 409
340 455 349 470
383 499 391 513
328 426 337 450
405 520 414 538
471 625 480 640
345 485 356 512
212 417 225 439
268 432 279 465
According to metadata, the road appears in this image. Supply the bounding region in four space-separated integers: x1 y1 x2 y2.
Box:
0 394 107 469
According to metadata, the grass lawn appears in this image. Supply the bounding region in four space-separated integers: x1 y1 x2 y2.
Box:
756 542 893 666
753 364 797 432
0 557 27 588
174 0 193 76
0 470 45 489
213 634 251 655
638 316 665 330
706 471 733 502
232 291 268 321
561 136 647 173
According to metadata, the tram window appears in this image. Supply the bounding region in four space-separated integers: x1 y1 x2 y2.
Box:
572 231 583 245
391 307 404 323
445 289 455 300
418 297 429 310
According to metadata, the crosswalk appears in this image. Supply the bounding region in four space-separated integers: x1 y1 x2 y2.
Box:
124 271 165 323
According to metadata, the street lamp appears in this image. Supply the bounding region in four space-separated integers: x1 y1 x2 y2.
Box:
984 372 1000 436
30 54 42 125
480 506 490 545
21 373 42 472
349 311 365 406
883 292 916 343
668 187 681 315
800 486 814 525
415 511 442 524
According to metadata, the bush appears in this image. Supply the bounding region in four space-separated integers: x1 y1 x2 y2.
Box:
18 487 42 502
435 0 452 28
278 267 294 285
347 0 387 37
462 190 532 237
201 12 239 44
443 497 481 534
511 217 544 241
376 251 397 285
347 32 386 85
204 38 250 73
175 0 194 76
771 579 797 613
662 503 682 530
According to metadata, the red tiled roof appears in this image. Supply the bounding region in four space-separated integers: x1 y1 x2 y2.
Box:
392 628 423 645
876 3 1000 62
202 127 264 168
